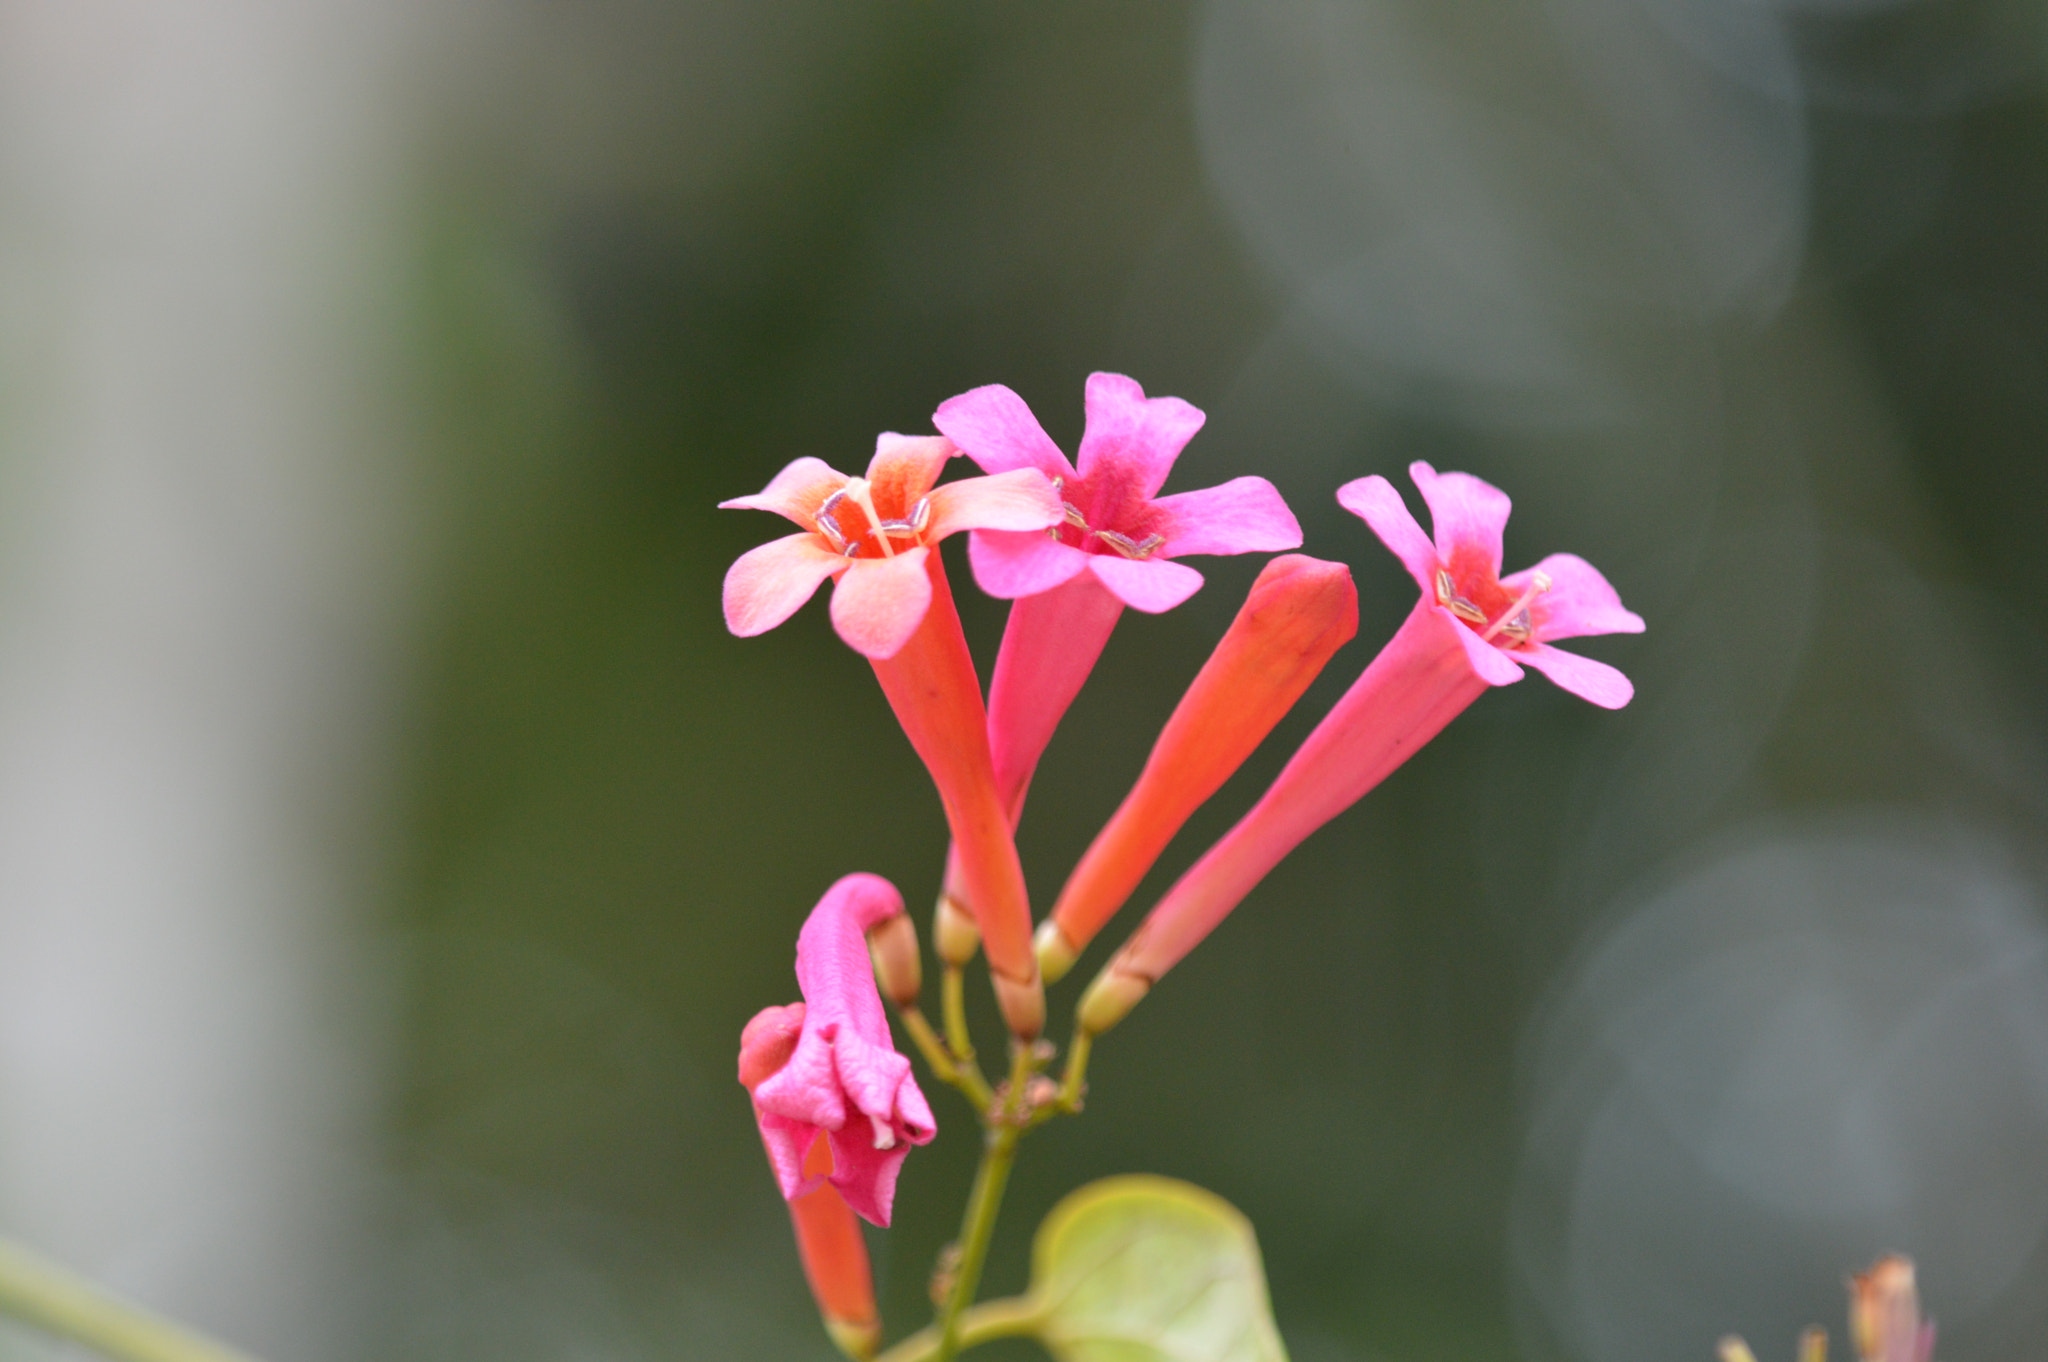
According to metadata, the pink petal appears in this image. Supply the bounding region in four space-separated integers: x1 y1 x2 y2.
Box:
724 534 847 637
1410 461 1511 578
829 1026 916 1132
1505 552 1645 641
1152 476 1302 558
1440 610 1527 686
719 457 848 526
923 468 1063 540
1337 475 1438 594
967 530 1090 599
1086 554 1205 613
932 385 1074 481
738 1002 807 1089
828 547 933 659
756 1024 847 1132
793 873 905 1049
1517 641 1633 708
1075 372 1205 500
757 1109 824 1201
825 1126 912 1227
867 434 955 510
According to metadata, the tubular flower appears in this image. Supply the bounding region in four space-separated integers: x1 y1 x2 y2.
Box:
723 438 1060 1037
745 874 935 1227
1080 462 1642 1034
933 373 1301 821
929 374 1300 952
740 1007 881 1359
1037 555 1357 981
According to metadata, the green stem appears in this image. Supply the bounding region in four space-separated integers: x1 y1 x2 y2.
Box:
940 966 976 1067
0 1238 260 1362
934 1126 1018 1362
897 1007 993 1113
932 1044 1038 1362
872 1296 1040 1362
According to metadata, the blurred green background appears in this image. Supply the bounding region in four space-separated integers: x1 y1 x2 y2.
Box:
3 3 2048 1361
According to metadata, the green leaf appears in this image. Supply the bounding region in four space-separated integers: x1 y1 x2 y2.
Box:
1025 1175 1288 1362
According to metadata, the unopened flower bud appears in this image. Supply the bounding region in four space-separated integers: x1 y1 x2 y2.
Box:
866 911 921 1008
1076 963 1150 1036
933 890 981 966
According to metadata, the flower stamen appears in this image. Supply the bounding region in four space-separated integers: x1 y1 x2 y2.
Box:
1435 568 1489 626
1096 529 1166 560
842 478 895 558
1480 571 1551 644
867 1112 896 1150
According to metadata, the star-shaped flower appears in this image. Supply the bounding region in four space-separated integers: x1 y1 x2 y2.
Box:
721 434 1060 659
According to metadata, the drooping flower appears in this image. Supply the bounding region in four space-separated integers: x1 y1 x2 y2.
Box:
1036 555 1357 981
934 374 1302 822
744 874 935 1227
1079 462 1642 1034
721 433 1060 660
740 1006 880 1359
723 440 1059 1037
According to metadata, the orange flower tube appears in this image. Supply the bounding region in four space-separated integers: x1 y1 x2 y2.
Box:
867 553 1044 1037
1037 555 1356 981
740 1004 882 1359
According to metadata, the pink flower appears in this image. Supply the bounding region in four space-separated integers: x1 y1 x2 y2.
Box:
721 433 1060 660
723 437 1059 1037
933 373 1301 821
1851 1257 1935 1362
738 1014 880 1357
1079 462 1642 1033
743 873 936 1227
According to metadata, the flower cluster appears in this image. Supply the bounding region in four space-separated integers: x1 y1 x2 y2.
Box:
722 374 1642 1355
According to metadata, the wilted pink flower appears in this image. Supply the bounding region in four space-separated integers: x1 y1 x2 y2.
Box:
723 438 1058 1036
933 373 1301 822
743 873 935 1227
1080 462 1642 1032
739 1011 880 1357
721 433 1059 660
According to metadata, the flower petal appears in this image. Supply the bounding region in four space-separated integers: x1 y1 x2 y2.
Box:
1441 608 1527 686
1152 476 1302 558
1087 554 1205 613
756 1025 848 1132
1337 475 1437 594
758 1109 825 1201
866 434 955 511
1506 552 1645 641
825 1126 913 1227
724 534 847 637
1411 460 1511 578
924 468 1062 540
1075 372 1205 500
738 1002 807 1089
967 529 1091 599
829 546 933 659
719 457 848 526
1517 641 1634 707
932 384 1075 480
